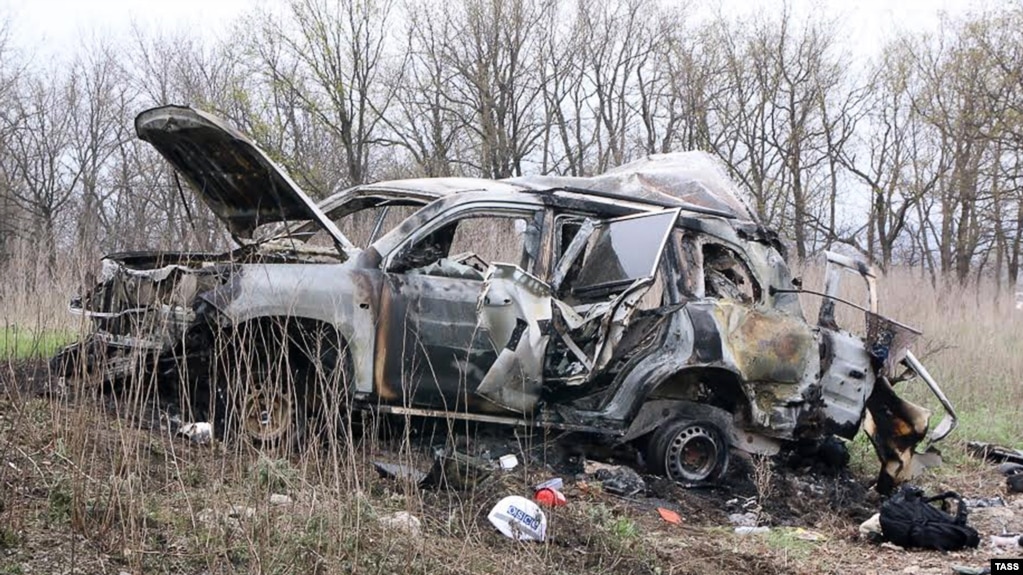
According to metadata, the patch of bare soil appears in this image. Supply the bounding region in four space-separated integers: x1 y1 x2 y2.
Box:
0 363 1017 575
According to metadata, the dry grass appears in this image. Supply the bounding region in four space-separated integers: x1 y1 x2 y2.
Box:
0 250 1021 574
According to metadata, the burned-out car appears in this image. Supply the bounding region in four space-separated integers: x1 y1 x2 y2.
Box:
60 106 957 491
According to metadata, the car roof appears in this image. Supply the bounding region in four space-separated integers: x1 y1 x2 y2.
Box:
327 152 756 222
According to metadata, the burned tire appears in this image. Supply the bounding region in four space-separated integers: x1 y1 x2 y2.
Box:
211 320 353 449
213 323 312 448
647 418 730 483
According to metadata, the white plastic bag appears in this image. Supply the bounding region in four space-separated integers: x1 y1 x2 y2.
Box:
487 495 547 542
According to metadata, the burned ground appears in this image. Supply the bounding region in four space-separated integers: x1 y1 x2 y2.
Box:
1 358 1018 575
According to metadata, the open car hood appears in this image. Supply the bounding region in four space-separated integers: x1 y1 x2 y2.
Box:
135 106 354 252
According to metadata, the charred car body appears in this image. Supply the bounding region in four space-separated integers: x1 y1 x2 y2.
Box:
59 106 957 491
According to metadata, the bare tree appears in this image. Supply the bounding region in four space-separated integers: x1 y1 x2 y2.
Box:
245 0 399 191
427 0 551 178
0 71 83 273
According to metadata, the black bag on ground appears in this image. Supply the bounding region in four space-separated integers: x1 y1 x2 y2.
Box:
879 485 980 551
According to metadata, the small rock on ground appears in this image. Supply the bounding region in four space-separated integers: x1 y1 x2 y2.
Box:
378 511 422 537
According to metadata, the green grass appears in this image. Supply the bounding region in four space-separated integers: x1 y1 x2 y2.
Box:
762 528 819 560
0 326 74 360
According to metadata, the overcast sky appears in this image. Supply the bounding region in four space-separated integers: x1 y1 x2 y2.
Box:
4 0 997 62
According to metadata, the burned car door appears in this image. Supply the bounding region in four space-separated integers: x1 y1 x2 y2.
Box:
375 208 544 411
543 209 681 387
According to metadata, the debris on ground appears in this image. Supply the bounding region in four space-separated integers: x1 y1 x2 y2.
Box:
498 454 519 470
964 497 1005 508
488 496 546 542
860 513 883 542
967 441 1023 465
535 477 564 491
421 450 493 490
998 463 1023 476
534 487 566 507
878 485 980 551
591 464 646 497
583 460 617 475
728 512 759 527
990 534 1021 548
374 461 429 484
178 421 212 444
734 526 770 535
1008 474 1023 493
378 511 422 537
658 508 682 524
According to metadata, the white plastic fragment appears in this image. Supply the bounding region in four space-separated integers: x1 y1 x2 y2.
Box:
488 495 547 542
990 534 1021 548
498 454 519 470
859 512 882 540
179 422 212 444
734 526 770 535
535 477 564 491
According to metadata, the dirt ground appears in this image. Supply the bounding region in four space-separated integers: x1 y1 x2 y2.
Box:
0 359 1019 575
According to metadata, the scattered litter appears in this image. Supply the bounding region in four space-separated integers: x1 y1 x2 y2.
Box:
374 461 428 484
657 508 682 525
728 512 758 527
967 441 1023 466
990 534 1021 548
378 511 422 537
879 485 979 551
1008 474 1023 494
534 487 566 507
859 513 883 542
535 477 563 491
583 460 617 475
964 497 1005 508
592 465 646 497
488 496 547 542
422 450 493 490
734 526 770 535
178 422 212 444
269 493 293 506
498 454 519 470
998 462 1023 476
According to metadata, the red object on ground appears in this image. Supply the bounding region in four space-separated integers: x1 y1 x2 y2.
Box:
534 488 567 507
658 507 682 524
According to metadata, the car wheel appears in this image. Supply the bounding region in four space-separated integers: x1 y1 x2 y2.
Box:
647 418 730 483
215 324 310 448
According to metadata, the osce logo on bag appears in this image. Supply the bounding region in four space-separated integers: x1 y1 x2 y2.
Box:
487 495 547 542
506 504 541 532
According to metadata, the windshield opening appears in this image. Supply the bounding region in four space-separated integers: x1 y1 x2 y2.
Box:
255 195 428 249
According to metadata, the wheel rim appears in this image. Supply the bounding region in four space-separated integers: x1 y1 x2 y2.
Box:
664 424 720 482
241 384 293 442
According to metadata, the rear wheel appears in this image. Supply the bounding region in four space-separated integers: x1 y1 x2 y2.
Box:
647 418 730 483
